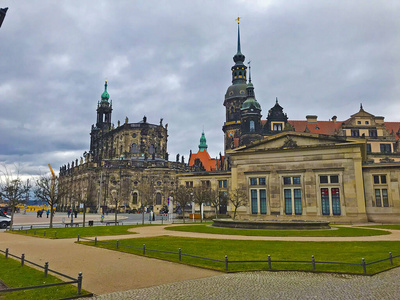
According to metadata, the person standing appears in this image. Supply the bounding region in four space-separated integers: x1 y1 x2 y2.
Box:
46 209 50 218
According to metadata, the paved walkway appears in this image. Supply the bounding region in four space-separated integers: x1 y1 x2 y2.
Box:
83 268 400 300
1 218 400 299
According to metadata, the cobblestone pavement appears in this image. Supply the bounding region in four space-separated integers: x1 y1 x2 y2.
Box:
83 268 400 300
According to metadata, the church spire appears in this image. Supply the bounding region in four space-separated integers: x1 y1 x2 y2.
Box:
231 18 247 84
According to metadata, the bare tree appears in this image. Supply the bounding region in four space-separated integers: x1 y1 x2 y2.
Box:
193 186 211 222
173 185 193 223
0 165 31 230
228 188 248 220
137 176 154 224
35 175 66 228
74 176 96 227
210 189 228 219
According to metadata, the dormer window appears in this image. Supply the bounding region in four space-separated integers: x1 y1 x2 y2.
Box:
273 123 283 131
365 121 369 125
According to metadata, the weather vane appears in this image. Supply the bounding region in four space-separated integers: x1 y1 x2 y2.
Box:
235 16 240 24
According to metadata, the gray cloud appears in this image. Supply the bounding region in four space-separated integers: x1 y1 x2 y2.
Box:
1 0 400 176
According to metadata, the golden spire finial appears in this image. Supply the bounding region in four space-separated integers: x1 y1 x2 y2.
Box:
235 16 240 24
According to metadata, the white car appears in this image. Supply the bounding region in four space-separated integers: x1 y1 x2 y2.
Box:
0 210 11 229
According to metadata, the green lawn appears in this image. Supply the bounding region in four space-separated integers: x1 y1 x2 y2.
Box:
0 254 90 300
362 224 400 230
7 224 145 239
80 236 400 275
165 223 390 237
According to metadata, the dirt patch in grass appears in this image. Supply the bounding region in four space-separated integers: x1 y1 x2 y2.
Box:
0 279 8 290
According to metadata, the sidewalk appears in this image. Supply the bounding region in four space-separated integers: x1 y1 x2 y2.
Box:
0 231 219 295
10 212 120 226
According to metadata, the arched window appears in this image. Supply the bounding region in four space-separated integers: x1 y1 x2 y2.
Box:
156 193 162 205
149 144 155 154
131 143 137 154
250 120 255 132
132 192 138 205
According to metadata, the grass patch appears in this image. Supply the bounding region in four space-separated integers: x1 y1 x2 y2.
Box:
80 236 400 275
165 223 390 237
362 225 400 230
7 224 147 239
0 254 90 300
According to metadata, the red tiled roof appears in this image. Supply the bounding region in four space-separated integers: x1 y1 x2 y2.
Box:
384 122 400 140
188 150 218 171
288 120 343 135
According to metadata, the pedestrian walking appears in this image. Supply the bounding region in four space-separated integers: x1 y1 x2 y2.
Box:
74 210 78 218
68 209 71 218
46 209 50 218
36 210 40 218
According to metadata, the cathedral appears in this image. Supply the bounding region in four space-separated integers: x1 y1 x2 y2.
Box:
59 22 400 223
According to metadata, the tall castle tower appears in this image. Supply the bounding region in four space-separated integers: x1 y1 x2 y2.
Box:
240 64 262 145
222 19 248 151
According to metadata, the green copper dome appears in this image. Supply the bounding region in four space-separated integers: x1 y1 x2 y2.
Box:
241 96 261 111
199 131 208 152
101 81 110 102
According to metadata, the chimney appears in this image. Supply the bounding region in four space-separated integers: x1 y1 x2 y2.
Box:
306 115 318 123
332 116 337 123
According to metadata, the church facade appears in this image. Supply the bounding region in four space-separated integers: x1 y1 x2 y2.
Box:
59 23 400 223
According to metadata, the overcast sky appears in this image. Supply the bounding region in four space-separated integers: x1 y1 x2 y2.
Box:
1 0 400 177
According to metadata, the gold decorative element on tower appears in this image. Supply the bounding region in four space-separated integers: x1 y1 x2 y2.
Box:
235 17 240 24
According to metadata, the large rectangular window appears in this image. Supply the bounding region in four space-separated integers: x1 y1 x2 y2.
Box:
374 174 389 207
283 176 302 215
319 175 341 216
380 144 391 153
251 189 267 215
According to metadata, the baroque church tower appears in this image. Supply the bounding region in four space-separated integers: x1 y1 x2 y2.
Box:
90 81 113 161
240 64 262 145
222 20 248 151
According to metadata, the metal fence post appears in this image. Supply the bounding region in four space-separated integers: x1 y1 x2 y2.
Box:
44 262 49 277
54 232 57 238
268 255 271 270
77 272 83 295
44 231 46 237
312 255 315 271
34 230 36 235
25 230 28 234
225 255 228 271
143 244 146 255
179 248 181 261
362 258 366 275
77 234 80 242
5 248 8 258
116 240 119 249
30 225 33 229
21 253 25 266
389 252 393 265
95 237 97 246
